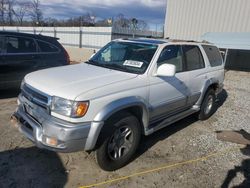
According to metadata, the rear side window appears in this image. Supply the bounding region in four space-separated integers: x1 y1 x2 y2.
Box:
202 45 223 67
6 36 37 53
183 45 205 71
157 45 184 72
37 40 59 53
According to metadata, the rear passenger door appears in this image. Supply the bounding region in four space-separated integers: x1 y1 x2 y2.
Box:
182 45 207 106
2 36 41 84
202 45 224 83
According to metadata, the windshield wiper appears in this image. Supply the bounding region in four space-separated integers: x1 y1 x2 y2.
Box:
106 63 126 71
108 64 140 74
86 61 138 74
85 59 98 65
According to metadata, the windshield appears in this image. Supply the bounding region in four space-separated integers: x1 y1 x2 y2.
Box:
87 41 158 74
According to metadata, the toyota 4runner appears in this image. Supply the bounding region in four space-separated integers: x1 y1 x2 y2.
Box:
11 38 224 171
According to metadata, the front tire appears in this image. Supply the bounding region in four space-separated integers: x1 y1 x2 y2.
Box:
96 112 141 171
198 89 216 120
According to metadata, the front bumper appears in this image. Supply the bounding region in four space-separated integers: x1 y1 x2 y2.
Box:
11 95 103 152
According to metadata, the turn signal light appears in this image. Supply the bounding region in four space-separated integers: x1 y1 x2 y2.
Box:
46 137 58 146
74 102 89 117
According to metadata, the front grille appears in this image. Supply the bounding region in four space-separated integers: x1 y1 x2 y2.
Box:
21 84 50 109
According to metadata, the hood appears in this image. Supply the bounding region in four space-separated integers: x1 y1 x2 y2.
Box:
24 63 137 100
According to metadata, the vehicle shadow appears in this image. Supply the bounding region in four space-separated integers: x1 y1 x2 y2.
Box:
0 88 20 99
133 89 228 163
221 145 250 188
0 147 67 188
216 89 228 109
136 114 197 158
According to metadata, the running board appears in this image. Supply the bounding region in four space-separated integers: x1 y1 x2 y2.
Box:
145 107 199 136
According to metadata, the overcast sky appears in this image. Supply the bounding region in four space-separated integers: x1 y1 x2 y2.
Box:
39 0 167 25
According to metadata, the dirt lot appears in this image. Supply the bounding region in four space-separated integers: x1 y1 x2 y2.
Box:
0 71 250 188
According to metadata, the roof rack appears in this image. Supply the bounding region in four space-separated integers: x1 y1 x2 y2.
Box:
168 39 211 44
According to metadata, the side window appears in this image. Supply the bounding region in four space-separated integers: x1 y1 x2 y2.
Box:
6 37 36 53
157 45 183 72
0 36 4 53
6 37 18 53
202 45 223 67
37 40 59 53
183 45 205 71
99 45 112 62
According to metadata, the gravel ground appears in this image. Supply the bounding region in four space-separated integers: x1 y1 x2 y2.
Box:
0 70 250 188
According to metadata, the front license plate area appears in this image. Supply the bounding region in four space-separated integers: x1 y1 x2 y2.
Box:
22 97 41 124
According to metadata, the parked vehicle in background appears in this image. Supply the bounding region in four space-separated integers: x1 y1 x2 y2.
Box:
11 38 224 171
0 31 70 89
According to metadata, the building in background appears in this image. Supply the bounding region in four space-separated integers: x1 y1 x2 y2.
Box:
164 0 250 70
164 0 250 41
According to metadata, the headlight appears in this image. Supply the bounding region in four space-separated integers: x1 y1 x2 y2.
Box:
51 96 89 118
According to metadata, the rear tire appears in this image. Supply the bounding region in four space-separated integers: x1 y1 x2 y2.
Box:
198 89 216 120
96 112 141 171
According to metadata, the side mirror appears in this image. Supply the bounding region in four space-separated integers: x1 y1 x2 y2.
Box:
156 64 176 77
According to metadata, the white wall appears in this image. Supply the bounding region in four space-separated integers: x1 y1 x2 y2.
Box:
64 46 95 63
0 26 112 49
165 0 250 41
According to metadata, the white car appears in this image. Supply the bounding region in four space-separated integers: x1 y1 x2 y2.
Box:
12 38 224 171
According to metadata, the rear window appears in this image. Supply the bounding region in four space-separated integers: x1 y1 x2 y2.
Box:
182 45 205 71
202 45 223 67
6 36 36 53
37 40 59 53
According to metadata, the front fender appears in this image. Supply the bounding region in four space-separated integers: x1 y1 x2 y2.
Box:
84 97 149 150
94 96 149 131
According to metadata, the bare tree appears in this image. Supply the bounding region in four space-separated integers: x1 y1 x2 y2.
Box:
137 20 149 30
29 0 43 25
113 14 130 28
113 14 148 30
6 0 15 25
0 0 6 25
13 1 30 26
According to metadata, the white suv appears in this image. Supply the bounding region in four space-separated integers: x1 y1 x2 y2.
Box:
12 38 224 171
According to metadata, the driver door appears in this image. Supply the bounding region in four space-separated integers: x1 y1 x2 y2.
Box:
149 45 191 123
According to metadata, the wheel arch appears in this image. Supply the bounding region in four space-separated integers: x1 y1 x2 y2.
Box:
197 79 220 105
93 96 149 132
85 97 149 151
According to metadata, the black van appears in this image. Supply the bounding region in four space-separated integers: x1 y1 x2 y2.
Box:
0 31 70 89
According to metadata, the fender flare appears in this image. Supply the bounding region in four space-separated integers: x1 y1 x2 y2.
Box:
94 96 149 130
197 78 218 105
84 97 149 151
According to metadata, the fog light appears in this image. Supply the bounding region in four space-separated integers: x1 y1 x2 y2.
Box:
46 137 58 146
